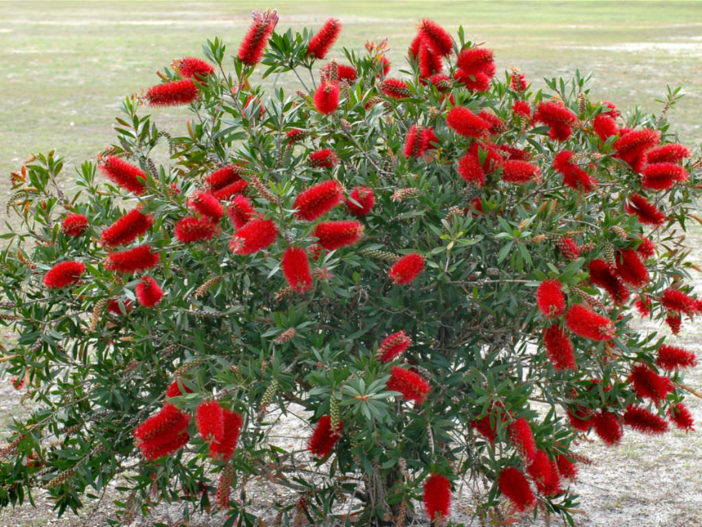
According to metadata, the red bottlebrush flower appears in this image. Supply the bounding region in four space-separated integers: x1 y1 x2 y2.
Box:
227 195 255 228
512 100 531 118
615 249 649 287
238 12 276 66
313 220 364 250
477 112 503 136
614 129 660 171
409 33 424 58
380 78 411 99
174 216 219 243
388 253 425 285
106 244 159 273
508 417 537 461
536 279 565 318
165 380 192 399
135 276 164 307
102 208 153 247
645 143 691 164
286 128 306 143
108 298 133 316
307 18 341 59
657 345 696 370
661 288 696 314
133 403 190 458
446 106 490 138
553 151 596 192
510 71 528 92
377 330 412 363
345 186 375 217
214 179 248 201
188 190 224 222
629 363 674 403
592 114 618 142
668 403 694 431
206 165 244 191
601 101 619 117
565 304 614 341
99 156 146 195
454 69 491 92
387 366 431 404
62 213 89 237
321 62 358 83
555 454 578 480
471 415 498 442
43 261 85 288
642 162 688 190
418 42 443 78
281 247 313 293
533 101 577 141
626 193 666 226
458 152 485 186
423 127 439 150
377 56 391 77
308 415 342 458
498 467 535 512
502 159 540 184
469 141 504 172
423 473 451 521
428 73 451 91
146 79 198 106
309 148 339 168
567 407 593 432
138 430 190 460
418 19 453 56
294 180 343 221
457 48 495 77
666 313 682 334
173 56 214 81
557 237 580 260
588 259 629 304
196 401 224 442
624 405 668 434
230 217 278 255
209 409 243 461
404 125 428 158
527 450 561 496
313 81 340 115
635 295 652 317
636 236 656 259
593 411 622 446
543 325 576 370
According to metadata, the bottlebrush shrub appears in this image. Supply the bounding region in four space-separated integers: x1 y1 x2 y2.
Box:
0 11 701 527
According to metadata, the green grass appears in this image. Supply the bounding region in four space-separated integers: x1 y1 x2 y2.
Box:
1 0 701 197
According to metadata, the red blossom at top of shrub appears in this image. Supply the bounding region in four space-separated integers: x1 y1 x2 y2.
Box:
43 261 86 289
502 159 540 184
238 11 277 66
536 279 565 318
388 253 425 285
230 217 278 255
645 143 691 164
308 415 342 458
418 42 443 78
209 409 243 461
380 78 411 99
423 473 451 521
106 244 160 273
377 331 412 363
188 190 224 222
510 70 528 91
307 18 342 59
446 106 490 138
418 19 453 56
614 128 660 171
294 180 344 221
592 114 618 142
498 467 535 511
135 276 164 307
345 186 375 217
642 163 688 190
660 288 696 314
456 48 495 77
387 366 431 404
313 81 340 114
196 401 224 442
321 62 358 83
62 213 89 237
101 208 154 247
146 79 199 107
172 57 214 81
656 345 697 370
281 247 313 293
174 216 219 243
533 101 577 141
206 165 244 191
565 304 614 341
512 100 531 118
99 156 146 195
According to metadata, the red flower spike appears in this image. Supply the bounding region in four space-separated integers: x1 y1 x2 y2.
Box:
645 143 691 164
377 331 412 363
165 380 193 399
188 190 224 222
635 295 652 317
477 111 504 135
512 100 531 118
309 148 339 168
508 417 537 461
456 48 495 77
661 288 696 315
238 13 276 66
557 237 580 260
666 313 682 334
642 163 688 190
614 129 660 170
588 258 630 304
308 415 342 458
418 42 443 79
294 180 344 221
345 186 375 217
380 78 411 99
404 125 427 159
593 411 622 446
543 325 576 370
565 304 614 341
527 450 560 496
592 114 618 142
533 101 577 141
206 165 244 191
637 236 656 259
447 106 490 138
502 159 540 184
626 194 666 226
108 298 133 316
458 152 485 186
510 71 528 92
429 73 452 91
469 142 504 172
99 156 146 195
106 244 160 273
656 345 697 370
668 403 694 431
133 404 190 459
629 363 674 403
209 409 243 461
615 249 649 287
536 279 565 318
567 408 593 432
418 19 453 56
454 69 491 92
307 18 342 59
173 57 214 81
423 473 451 521
321 63 357 83
386 366 431 404
227 195 255 228
409 34 424 58
423 127 439 150
281 247 313 293
498 467 535 512
555 454 578 480
102 208 153 247
553 151 596 192
388 253 425 285
146 79 198 106
214 179 248 201
139 430 190 461
623 405 668 435
62 213 89 237
196 401 224 442
43 261 86 289
174 216 219 243
313 81 340 115
230 218 278 255
135 276 164 307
